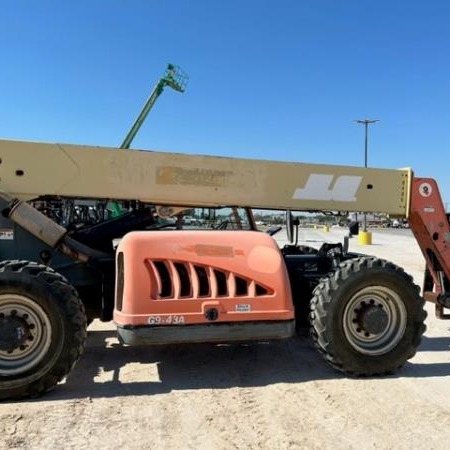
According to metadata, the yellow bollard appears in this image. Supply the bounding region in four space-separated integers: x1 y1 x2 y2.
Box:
323 225 330 232
357 230 372 245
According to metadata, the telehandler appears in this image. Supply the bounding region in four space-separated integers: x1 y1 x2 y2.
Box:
0 137 449 400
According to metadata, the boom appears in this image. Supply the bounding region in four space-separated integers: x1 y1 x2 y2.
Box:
0 139 410 215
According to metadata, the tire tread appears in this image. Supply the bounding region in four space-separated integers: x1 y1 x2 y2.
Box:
309 256 426 376
0 260 87 400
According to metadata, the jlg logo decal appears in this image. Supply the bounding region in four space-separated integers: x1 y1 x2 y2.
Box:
292 174 363 202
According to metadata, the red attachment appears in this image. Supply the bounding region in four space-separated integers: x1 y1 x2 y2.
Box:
409 177 450 318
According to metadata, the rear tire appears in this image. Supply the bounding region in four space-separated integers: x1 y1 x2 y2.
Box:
309 257 426 375
0 261 87 400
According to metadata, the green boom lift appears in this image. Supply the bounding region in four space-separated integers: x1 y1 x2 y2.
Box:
121 63 188 149
108 63 188 217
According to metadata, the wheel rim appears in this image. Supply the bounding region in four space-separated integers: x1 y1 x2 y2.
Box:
343 286 407 356
0 294 52 376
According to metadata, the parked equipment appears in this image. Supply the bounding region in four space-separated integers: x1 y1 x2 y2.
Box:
1 136 449 400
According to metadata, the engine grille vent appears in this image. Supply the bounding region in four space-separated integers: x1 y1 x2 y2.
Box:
145 260 273 300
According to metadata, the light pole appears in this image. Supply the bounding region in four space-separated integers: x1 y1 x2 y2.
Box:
354 119 379 232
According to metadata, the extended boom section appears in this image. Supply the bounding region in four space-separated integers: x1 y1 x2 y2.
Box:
0 139 410 215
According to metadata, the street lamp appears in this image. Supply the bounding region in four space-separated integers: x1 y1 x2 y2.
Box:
354 119 379 231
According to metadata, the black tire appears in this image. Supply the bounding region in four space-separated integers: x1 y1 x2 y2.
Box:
0 260 87 400
309 256 426 375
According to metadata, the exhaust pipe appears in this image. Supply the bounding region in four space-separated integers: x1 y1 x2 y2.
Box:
0 191 109 262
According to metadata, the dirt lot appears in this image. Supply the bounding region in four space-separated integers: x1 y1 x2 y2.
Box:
2 227 450 449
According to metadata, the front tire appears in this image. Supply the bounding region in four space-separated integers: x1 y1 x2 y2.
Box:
0 261 87 400
309 257 426 375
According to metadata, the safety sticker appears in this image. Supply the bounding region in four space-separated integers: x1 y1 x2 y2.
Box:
419 182 432 197
235 304 251 312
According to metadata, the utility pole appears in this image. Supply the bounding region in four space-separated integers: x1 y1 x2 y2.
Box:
354 119 379 232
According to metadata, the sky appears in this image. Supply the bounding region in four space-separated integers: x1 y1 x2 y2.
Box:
1 1 450 207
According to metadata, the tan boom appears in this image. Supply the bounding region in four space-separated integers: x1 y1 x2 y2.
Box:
0 139 411 215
